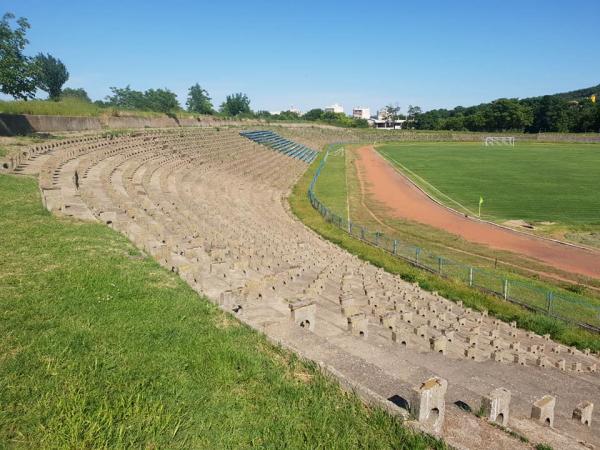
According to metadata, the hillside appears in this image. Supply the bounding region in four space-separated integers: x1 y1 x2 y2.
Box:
548 83 600 101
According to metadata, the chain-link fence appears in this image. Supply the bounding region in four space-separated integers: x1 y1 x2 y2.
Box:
308 144 600 333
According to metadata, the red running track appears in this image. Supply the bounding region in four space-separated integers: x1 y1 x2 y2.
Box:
355 145 600 280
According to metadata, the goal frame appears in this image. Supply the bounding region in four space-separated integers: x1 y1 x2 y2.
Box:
484 136 515 146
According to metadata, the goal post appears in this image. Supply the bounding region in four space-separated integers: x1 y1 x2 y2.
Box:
485 136 515 146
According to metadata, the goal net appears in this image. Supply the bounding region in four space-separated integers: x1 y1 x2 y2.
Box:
485 136 515 146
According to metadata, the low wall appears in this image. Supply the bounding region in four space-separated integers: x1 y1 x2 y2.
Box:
0 113 265 136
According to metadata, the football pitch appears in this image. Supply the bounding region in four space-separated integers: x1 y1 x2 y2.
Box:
376 141 600 226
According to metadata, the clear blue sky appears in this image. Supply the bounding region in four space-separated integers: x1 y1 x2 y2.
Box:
3 0 600 113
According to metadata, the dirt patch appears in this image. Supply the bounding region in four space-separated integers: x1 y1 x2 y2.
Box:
503 220 535 229
355 145 600 280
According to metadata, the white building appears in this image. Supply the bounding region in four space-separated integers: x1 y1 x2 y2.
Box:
377 109 390 120
324 103 344 114
369 118 407 129
269 106 302 116
352 107 371 120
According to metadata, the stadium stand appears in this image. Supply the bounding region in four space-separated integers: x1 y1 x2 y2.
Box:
4 127 598 447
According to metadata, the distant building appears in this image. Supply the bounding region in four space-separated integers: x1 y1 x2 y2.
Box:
352 107 371 120
371 106 406 128
377 109 390 120
369 118 407 129
324 103 344 114
269 106 302 116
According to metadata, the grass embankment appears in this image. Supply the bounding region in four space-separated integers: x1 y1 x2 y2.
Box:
0 98 198 119
290 149 600 352
377 141 600 248
0 174 444 449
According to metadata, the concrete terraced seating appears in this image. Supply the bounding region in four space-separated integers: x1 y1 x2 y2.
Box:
7 127 599 449
240 130 319 163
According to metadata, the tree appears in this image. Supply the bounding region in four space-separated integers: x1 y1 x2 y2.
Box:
0 13 37 99
143 88 180 113
33 53 69 100
277 110 301 120
106 85 146 110
321 110 342 122
104 86 180 112
303 108 323 121
186 83 213 114
381 103 401 127
254 110 272 119
405 105 422 129
484 99 532 131
443 115 466 131
220 92 251 116
526 96 570 133
407 105 422 118
351 118 369 128
61 87 91 102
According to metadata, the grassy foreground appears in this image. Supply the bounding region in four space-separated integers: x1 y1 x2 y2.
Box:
290 150 600 352
0 174 444 449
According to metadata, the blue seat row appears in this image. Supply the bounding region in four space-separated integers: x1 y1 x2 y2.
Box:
240 130 318 164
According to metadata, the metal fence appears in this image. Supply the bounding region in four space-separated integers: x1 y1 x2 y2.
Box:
308 144 600 333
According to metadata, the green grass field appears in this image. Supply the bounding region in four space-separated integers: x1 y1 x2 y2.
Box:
377 141 600 226
0 173 444 449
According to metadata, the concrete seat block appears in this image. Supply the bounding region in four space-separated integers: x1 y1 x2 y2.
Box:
430 336 448 354
531 395 555 427
380 312 397 330
410 377 447 434
414 325 428 340
481 387 511 426
347 313 368 337
572 401 593 427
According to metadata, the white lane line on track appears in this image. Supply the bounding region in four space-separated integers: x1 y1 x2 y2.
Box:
379 149 478 217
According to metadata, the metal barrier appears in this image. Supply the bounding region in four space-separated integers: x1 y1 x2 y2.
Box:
308 143 600 333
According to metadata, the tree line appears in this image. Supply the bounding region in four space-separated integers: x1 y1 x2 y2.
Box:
254 109 368 128
410 94 600 133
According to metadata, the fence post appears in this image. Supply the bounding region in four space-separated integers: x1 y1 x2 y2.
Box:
393 240 398 255
438 257 443 274
546 291 554 314
503 279 509 300
361 227 365 240
469 267 473 287
349 221 352 234
415 247 420 265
